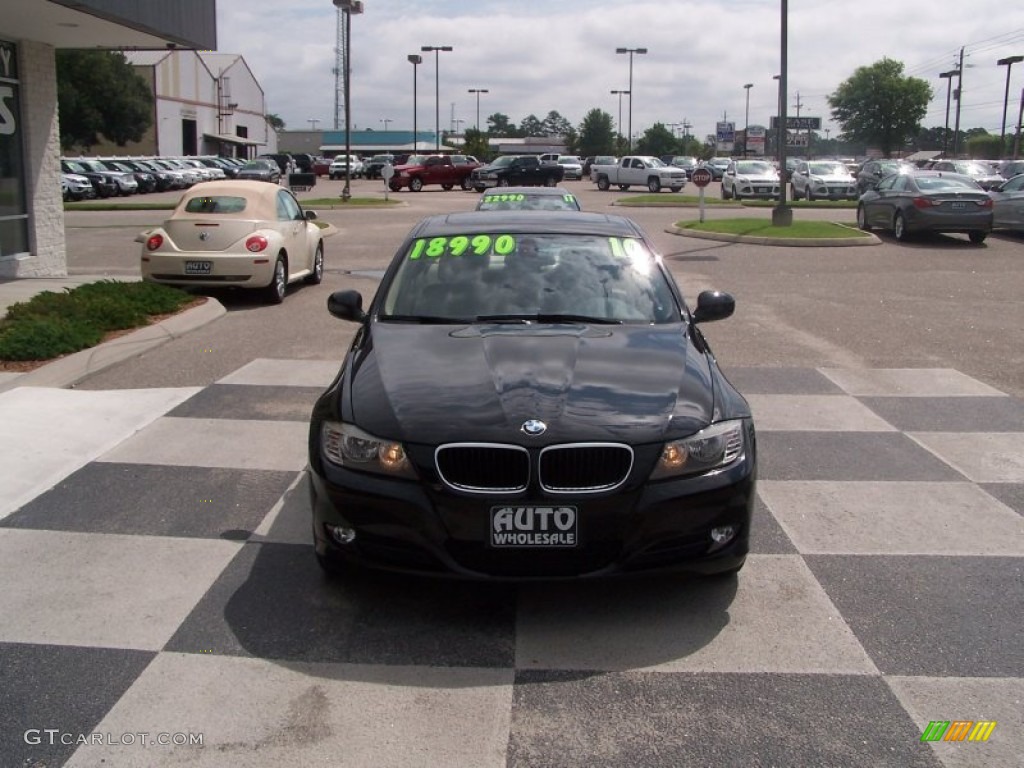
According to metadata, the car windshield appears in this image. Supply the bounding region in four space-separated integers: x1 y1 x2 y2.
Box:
242 161 271 170
476 192 580 212
736 161 773 175
915 176 981 191
809 162 847 175
558 158 580 165
956 162 994 177
402 155 431 165
490 156 516 167
380 233 679 324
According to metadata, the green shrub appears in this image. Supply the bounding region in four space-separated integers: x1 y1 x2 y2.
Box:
0 281 194 361
0 316 105 360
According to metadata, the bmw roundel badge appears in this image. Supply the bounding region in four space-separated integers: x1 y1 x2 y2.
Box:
521 419 547 436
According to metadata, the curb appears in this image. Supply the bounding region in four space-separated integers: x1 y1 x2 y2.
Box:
0 298 226 393
664 223 881 247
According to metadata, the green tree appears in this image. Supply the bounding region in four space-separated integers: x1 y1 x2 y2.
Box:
541 110 572 137
56 50 153 151
486 112 515 136
519 114 545 137
265 113 285 131
827 58 932 157
635 122 677 157
966 132 1002 159
576 108 616 156
461 127 491 159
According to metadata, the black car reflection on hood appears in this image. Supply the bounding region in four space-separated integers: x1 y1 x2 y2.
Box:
308 211 756 581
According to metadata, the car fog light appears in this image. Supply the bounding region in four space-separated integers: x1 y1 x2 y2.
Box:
710 525 738 545
327 524 356 545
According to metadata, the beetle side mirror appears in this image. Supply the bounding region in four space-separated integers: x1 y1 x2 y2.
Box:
692 290 735 324
327 290 366 322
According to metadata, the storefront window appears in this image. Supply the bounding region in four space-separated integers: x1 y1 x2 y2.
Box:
0 39 28 260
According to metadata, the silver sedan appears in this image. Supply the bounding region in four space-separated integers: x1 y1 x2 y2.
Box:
990 174 1024 233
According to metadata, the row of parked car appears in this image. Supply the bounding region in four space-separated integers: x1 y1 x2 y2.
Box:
60 155 255 201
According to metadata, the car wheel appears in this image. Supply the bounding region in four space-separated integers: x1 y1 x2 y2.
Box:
618 184 630 191
806 186 815 202
264 255 287 304
791 184 801 201
304 243 324 285
497 177 510 187
670 186 682 193
441 183 454 191
461 176 474 191
597 176 610 191
388 181 401 192
968 230 987 244
856 204 872 231
721 183 731 200
409 177 424 192
647 177 661 193
473 185 485 193
893 212 909 242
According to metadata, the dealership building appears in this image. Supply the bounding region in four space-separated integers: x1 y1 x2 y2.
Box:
1 0 216 279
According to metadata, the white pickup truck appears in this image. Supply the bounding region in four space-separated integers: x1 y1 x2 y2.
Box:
591 156 687 193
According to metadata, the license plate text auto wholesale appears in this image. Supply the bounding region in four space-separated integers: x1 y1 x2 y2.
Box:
491 506 578 547
185 260 212 275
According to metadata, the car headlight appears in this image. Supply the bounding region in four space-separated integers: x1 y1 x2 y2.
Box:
650 420 745 480
320 421 417 478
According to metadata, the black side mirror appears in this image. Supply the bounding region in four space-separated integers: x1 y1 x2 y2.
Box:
327 290 366 322
692 290 735 324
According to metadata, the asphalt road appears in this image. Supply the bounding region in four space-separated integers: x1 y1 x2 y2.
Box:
69 176 1024 397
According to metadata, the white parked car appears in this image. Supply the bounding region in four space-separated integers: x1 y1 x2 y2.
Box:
139 180 325 304
790 160 858 201
555 156 584 180
721 159 780 200
329 155 364 180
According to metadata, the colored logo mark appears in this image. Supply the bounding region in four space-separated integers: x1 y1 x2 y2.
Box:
920 720 997 742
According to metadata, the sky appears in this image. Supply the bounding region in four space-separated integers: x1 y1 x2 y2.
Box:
215 0 1024 145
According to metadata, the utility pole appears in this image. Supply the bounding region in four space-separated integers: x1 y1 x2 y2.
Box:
953 46 965 157
792 91 804 156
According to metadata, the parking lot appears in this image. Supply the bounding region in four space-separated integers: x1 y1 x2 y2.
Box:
1 176 1021 766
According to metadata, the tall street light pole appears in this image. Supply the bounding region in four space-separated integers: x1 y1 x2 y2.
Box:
468 88 489 131
610 89 629 153
998 56 1024 153
615 47 647 152
380 118 392 131
421 45 453 152
772 0 791 227
743 83 753 156
334 0 363 201
407 54 422 152
939 70 959 156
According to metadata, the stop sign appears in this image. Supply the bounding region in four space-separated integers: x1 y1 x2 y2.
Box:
691 168 713 188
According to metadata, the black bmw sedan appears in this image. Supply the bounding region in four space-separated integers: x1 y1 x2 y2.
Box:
308 211 756 580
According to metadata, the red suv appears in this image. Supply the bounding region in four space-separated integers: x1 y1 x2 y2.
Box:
387 154 481 192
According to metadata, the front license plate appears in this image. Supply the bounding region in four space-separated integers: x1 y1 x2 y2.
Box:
185 260 212 275
491 505 578 547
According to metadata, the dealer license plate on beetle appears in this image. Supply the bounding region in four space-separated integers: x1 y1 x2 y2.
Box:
491 506 578 547
185 260 212 275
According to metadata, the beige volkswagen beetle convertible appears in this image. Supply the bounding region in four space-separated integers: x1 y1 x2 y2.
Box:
139 180 324 303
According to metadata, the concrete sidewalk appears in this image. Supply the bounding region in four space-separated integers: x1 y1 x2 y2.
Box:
0 275 225 392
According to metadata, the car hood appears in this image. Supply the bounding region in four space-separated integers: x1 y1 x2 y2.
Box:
347 323 717 445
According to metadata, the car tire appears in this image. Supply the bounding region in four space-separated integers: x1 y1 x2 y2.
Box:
721 183 731 200
670 186 682 193
441 183 454 191
856 204 872 231
544 176 557 187
893 212 909 242
647 177 661 193
473 185 485 193
497 177 510 187
304 243 324 285
806 186 815 202
791 184 801 201
597 176 610 191
461 177 474 191
264 255 287 304
968 230 987 244
409 177 423 192
388 181 401 192
618 184 630 191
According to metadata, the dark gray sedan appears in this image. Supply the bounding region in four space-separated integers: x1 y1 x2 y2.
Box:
856 170 993 244
235 159 281 184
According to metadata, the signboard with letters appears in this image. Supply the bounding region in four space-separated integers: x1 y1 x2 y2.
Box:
716 121 735 152
771 116 822 130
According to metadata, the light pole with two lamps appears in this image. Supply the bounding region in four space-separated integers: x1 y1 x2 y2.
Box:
421 45 453 151
333 0 363 201
615 47 647 152
468 88 489 131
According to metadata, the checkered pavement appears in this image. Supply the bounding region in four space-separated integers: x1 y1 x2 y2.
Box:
1 361 1021 767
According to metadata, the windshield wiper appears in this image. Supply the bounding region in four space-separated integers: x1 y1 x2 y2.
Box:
381 314 470 324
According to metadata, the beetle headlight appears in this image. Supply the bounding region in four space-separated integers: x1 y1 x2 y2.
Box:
320 421 417 478
650 420 745 480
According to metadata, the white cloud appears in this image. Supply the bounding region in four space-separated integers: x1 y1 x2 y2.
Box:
217 0 1024 143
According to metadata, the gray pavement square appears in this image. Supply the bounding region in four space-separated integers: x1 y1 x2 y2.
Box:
166 383 325 422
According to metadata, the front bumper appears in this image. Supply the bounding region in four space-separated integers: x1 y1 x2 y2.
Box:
310 433 756 581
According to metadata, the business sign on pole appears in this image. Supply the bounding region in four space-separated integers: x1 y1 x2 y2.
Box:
716 121 735 152
746 125 766 156
771 116 822 130
786 131 809 147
